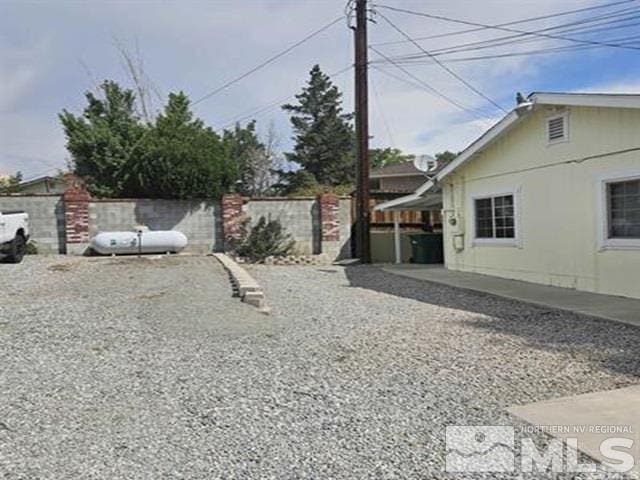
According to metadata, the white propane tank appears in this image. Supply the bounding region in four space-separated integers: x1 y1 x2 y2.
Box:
90 230 188 255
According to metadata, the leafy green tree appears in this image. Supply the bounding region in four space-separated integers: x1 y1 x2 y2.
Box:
222 121 265 196
126 92 234 199
282 65 355 189
435 150 457 165
61 82 241 199
0 171 23 193
60 81 145 197
369 148 415 170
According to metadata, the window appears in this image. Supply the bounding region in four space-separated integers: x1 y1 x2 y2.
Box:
547 112 568 144
474 194 515 240
607 179 640 239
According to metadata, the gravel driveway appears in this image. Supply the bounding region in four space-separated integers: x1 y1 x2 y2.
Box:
2 257 640 479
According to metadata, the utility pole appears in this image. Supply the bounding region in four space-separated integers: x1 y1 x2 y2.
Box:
354 0 371 263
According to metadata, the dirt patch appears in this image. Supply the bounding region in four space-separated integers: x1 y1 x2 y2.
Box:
93 255 191 269
47 262 76 272
134 291 167 300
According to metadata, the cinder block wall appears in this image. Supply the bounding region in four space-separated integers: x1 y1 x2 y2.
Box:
91 200 220 253
244 198 320 255
0 195 65 253
238 196 352 259
1 180 352 259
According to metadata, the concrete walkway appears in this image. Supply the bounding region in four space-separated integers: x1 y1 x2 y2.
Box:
509 386 640 474
381 264 640 328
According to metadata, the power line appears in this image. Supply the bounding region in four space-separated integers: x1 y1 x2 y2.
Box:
372 34 640 67
370 73 396 146
374 4 640 52
192 16 343 106
372 0 637 46
371 27 640 65
375 10 508 113
467 146 640 182
399 7 640 59
214 65 354 130
215 95 293 130
369 46 494 121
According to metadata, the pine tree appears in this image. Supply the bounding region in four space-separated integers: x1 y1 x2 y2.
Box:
282 65 355 188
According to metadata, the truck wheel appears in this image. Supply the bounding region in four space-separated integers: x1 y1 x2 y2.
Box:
6 235 26 264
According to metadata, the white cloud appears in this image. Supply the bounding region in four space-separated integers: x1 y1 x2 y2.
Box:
0 0 636 176
0 40 51 111
574 80 640 94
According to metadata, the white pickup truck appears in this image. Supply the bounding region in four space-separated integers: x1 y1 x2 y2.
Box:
0 211 29 263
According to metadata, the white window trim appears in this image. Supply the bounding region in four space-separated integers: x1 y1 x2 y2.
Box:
546 111 570 146
470 188 522 248
596 170 640 251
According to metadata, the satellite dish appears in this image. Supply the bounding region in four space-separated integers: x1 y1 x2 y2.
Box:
413 155 438 174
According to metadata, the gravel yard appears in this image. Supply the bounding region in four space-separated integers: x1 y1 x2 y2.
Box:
2 257 640 479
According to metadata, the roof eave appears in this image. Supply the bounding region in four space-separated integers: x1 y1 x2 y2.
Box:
370 172 424 179
530 92 640 109
377 91 640 211
374 193 421 211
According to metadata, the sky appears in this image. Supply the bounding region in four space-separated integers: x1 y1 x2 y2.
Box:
2 0 640 180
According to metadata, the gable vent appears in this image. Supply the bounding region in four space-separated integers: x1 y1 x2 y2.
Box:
547 115 566 142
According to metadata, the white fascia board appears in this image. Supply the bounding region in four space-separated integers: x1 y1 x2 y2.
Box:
406 93 640 201
432 110 521 184
531 93 640 109
374 193 421 211
414 179 436 196
370 172 423 179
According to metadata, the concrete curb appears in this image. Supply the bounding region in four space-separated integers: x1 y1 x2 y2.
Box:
213 253 269 313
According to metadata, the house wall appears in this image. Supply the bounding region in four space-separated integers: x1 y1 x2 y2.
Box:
379 175 425 192
0 195 65 253
442 105 640 299
18 179 66 195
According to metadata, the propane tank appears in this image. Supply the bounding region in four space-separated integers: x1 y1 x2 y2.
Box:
90 229 188 255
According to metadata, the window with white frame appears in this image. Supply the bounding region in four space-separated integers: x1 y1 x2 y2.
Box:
606 178 640 239
474 194 516 240
546 112 568 144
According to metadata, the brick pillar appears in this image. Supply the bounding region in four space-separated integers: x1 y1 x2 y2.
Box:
319 193 341 258
221 193 245 250
63 174 91 255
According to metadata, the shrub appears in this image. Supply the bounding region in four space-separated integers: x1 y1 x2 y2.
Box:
288 182 353 197
25 241 38 255
234 216 294 262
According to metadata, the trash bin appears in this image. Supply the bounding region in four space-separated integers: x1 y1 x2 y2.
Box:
409 233 444 264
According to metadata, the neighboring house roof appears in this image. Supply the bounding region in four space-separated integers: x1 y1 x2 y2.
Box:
16 175 66 193
370 160 424 178
18 175 58 186
376 92 640 211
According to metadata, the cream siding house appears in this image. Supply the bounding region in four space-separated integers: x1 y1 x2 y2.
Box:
377 93 640 300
